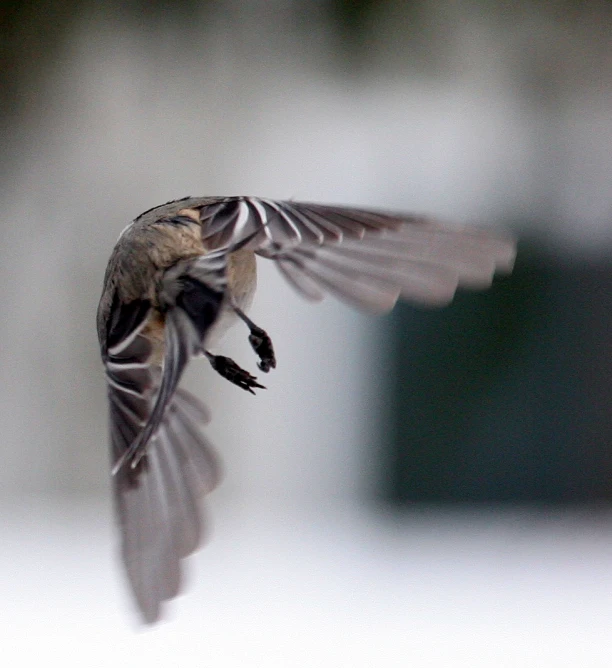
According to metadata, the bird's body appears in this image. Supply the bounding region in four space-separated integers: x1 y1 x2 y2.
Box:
214 247 257 344
97 195 516 623
98 210 257 366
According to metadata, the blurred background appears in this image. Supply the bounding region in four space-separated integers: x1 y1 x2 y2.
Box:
2 0 612 665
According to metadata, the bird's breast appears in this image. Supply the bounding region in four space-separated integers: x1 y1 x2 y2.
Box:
226 248 257 310
204 248 257 348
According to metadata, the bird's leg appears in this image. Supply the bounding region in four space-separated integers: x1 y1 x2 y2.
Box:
204 351 265 394
232 305 276 373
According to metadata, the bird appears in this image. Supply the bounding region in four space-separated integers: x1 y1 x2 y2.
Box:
96 195 516 623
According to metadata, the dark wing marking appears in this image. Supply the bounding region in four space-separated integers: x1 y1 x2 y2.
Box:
105 294 151 353
191 197 515 313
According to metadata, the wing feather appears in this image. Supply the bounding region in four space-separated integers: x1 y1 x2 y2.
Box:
104 254 227 623
191 197 516 311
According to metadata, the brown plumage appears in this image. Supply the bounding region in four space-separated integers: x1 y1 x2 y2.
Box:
97 195 516 623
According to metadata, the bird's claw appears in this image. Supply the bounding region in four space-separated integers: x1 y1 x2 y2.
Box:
208 355 265 394
248 326 276 373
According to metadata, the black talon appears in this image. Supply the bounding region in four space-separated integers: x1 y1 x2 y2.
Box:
248 326 276 373
207 354 265 394
232 305 277 373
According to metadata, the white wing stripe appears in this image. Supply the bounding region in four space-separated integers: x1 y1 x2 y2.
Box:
282 203 344 242
247 197 269 233
232 199 251 239
106 360 150 372
106 374 147 398
261 199 303 244
108 312 151 357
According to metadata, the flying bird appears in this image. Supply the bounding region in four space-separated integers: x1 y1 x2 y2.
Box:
96 196 516 622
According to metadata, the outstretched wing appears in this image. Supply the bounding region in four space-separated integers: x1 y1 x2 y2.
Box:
179 197 514 313
103 253 228 623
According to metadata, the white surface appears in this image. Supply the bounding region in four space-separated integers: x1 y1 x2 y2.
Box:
2 497 612 667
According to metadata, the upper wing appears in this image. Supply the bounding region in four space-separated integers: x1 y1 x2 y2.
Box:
181 197 516 313
102 253 228 623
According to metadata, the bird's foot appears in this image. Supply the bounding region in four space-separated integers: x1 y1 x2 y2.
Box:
207 354 265 394
248 325 276 373
231 304 277 373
